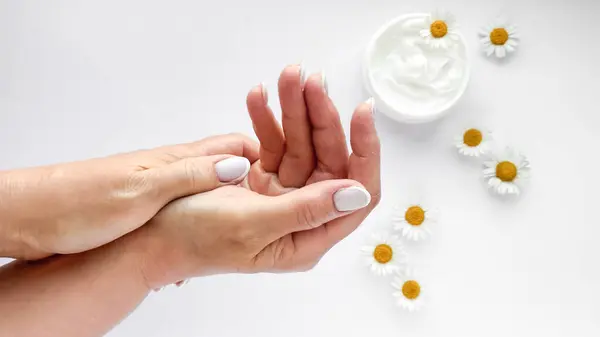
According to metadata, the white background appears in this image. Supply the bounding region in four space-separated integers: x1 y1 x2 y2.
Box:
1 0 599 336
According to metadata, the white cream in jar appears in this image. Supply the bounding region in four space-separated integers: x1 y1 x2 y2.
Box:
364 13 470 123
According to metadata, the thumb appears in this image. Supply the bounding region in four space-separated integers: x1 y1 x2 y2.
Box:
265 179 371 235
150 155 251 201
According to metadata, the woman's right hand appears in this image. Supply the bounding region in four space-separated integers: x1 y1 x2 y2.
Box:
128 178 372 289
0 134 258 260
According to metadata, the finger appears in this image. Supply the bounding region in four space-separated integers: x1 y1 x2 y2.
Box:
277 64 315 187
152 133 260 164
290 99 380 253
241 160 296 197
325 98 380 242
260 179 371 239
304 73 349 183
246 84 285 173
148 155 251 202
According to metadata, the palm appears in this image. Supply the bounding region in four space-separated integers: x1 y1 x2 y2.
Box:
242 65 381 271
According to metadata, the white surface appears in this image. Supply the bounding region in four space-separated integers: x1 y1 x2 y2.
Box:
1 0 599 336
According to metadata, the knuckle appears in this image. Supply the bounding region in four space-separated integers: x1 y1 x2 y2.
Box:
122 172 152 201
182 159 199 190
181 159 212 190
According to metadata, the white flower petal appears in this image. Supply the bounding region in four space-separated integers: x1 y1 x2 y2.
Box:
486 45 495 56
507 38 519 47
483 160 497 168
483 167 496 177
488 177 501 188
517 168 531 179
507 183 519 195
498 183 508 195
360 246 374 253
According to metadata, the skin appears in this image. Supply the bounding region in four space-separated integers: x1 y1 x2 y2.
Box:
0 134 259 260
0 66 381 336
244 66 381 269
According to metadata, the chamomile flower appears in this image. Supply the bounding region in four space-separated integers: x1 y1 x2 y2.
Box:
361 233 407 276
392 203 438 241
455 128 493 157
392 270 424 312
483 147 531 195
479 20 519 58
419 10 460 49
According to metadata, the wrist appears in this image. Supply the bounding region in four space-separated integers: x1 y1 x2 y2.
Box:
120 224 188 290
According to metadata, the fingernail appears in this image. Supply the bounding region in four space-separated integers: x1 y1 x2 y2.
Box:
260 82 268 103
321 71 328 94
333 186 371 212
366 97 375 115
215 157 251 182
299 62 307 85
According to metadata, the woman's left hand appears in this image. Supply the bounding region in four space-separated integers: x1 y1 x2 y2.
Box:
242 66 381 269
0 134 259 260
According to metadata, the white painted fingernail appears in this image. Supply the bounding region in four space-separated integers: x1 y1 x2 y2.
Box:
321 71 328 94
215 157 250 182
366 97 375 115
260 82 268 103
333 186 371 212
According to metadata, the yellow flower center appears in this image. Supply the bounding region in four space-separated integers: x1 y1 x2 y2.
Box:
402 280 421 300
496 161 518 182
373 244 393 264
405 206 425 226
463 129 483 147
430 20 448 38
490 28 509 45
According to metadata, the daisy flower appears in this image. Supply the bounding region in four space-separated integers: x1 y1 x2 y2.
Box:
479 20 519 58
455 127 493 157
392 270 424 312
392 203 438 241
483 147 531 195
361 233 407 276
420 10 460 49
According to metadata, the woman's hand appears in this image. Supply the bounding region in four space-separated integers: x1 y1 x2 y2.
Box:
127 67 381 286
244 65 381 255
128 178 372 288
0 134 258 260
